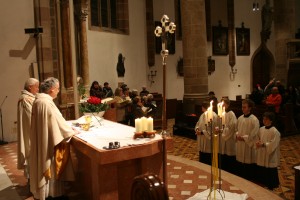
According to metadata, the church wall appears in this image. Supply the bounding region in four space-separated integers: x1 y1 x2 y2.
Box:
207 0 275 101
296 0 300 31
150 0 276 101
86 0 277 102
0 0 36 142
86 0 149 93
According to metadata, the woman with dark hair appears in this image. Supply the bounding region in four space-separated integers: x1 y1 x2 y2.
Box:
89 81 104 98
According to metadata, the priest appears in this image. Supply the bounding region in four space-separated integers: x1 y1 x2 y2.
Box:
29 77 77 200
17 78 39 179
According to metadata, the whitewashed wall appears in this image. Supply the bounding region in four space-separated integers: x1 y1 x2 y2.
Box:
0 0 293 142
208 0 275 101
0 0 35 142
87 0 149 94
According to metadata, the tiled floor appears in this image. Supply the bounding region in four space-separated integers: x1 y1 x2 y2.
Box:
0 140 285 200
0 119 298 200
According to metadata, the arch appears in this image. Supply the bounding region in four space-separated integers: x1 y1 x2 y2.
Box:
251 43 275 90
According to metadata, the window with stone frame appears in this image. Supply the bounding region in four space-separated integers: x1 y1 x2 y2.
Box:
90 0 129 34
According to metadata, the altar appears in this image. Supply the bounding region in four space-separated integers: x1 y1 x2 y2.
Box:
70 118 172 200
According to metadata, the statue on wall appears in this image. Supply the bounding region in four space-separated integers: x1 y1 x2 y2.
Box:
261 0 273 42
116 53 125 77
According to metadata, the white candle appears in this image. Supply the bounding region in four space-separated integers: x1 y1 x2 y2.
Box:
207 101 213 121
222 112 226 126
141 116 148 132
217 101 223 117
135 118 142 133
147 117 154 132
204 111 208 124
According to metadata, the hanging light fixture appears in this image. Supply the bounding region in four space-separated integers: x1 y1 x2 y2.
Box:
252 0 259 11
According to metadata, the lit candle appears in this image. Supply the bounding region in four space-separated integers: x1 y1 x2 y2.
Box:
217 101 223 117
147 117 154 132
222 102 226 126
141 116 148 132
135 118 142 133
222 112 226 126
204 111 208 124
208 100 213 121
207 107 212 121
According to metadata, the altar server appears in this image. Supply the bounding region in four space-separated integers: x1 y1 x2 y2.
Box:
30 77 77 200
220 98 237 173
17 78 39 179
255 112 280 190
235 99 259 180
195 101 218 165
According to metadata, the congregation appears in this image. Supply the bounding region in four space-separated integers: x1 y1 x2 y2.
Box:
87 80 156 127
249 79 300 114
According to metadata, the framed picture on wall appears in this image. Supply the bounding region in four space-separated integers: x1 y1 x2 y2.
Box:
236 27 250 55
212 26 228 55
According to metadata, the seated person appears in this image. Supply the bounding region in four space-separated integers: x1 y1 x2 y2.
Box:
113 87 130 124
132 96 147 119
265 87 282 113
144 94 157 117
249 84 264 105
140 86 149 97
103 82 113 97
90 81 104 98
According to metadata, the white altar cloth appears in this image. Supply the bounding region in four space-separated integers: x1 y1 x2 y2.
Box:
70 117 162 150
187 189 248 200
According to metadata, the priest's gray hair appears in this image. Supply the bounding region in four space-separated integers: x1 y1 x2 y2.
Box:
24 78 39 90
40 77 59 93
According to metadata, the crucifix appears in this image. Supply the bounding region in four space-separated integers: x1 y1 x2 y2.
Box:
154 14 176 134
154 15 176 185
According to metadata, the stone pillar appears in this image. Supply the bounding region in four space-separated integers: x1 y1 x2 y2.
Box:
78 0 90 87
145 0 155 67
181 0 208 113
273 0 296 84
60 0 73 89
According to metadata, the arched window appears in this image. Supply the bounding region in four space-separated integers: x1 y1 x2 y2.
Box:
90 0 129 34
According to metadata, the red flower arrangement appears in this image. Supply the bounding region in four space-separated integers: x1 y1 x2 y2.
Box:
79 96 109 113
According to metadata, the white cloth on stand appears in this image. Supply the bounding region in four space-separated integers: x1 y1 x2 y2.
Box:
187 189 248 200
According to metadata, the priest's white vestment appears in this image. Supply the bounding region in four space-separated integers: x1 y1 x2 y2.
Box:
29 93 75 199
17 90 35 178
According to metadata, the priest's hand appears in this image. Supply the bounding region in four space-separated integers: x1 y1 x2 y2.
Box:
236 135 244 141
195 128 202 135
72 127 80 135
255 140 264 148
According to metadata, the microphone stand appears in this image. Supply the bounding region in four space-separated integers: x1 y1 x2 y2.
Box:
0 96 8 145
